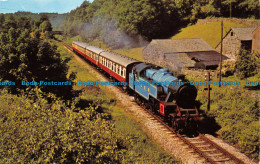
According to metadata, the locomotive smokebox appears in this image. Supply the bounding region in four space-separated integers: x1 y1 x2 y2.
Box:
168 83 197 108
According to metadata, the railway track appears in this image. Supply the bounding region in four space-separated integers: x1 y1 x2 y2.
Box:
61 41 245 164
61 42 73 51
140 107 244 164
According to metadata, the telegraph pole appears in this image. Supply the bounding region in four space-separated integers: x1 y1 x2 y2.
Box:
230 1 232 19
207 72 211 112
204 72 211 112
219 21 223 87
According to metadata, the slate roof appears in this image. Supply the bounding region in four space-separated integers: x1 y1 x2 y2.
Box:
165 53 196 68
150 38 213 53
186 51 228 67
231 27 257 40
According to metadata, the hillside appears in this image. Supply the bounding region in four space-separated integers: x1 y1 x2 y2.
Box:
2 12 66 31
171 19 257 48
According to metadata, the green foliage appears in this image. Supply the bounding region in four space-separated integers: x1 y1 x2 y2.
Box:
39 20 53 32
218 60 236 77
3 15 17 29
0 27 74 99
37 15 53 32
235 49 258 79
197 84 259 159
221 0 259 18
0 90 122 163
62 0 259 45
1 12 65 31
0 14 5 29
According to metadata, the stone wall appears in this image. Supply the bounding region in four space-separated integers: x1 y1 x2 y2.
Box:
215 29 241 60
197 18 260 27
143 46 194 72
182 68 218 79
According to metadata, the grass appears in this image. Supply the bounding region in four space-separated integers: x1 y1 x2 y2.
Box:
55 40 178 163
113 47 144 61
172 20 251 48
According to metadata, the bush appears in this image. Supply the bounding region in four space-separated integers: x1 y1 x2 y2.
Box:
235 49 258 79
218 60 236 77
0 90 123 163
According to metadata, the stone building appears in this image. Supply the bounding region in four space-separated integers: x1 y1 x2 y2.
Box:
143 38 228 72
252 26 260 52
215 27 257 60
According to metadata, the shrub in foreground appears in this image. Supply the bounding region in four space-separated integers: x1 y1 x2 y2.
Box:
0 90 122 163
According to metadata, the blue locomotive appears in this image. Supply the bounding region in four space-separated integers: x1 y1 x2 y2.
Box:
129 63 204 132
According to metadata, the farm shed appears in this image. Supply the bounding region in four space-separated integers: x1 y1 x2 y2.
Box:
252 26 260 52
143 38 227 72
215 27 257 60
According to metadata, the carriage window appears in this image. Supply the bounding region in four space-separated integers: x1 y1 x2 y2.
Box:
119 66 122 75
121 67 124 76
116 64 118 74
123 68 126 78
112 62 114 70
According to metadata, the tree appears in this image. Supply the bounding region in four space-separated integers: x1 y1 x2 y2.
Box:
17 17 32 30
3 15 17 29
0 14 5 28
39 20 53 32
0 28 73 99
235 49 258 79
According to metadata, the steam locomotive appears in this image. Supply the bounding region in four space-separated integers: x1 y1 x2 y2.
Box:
72 41 205 132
